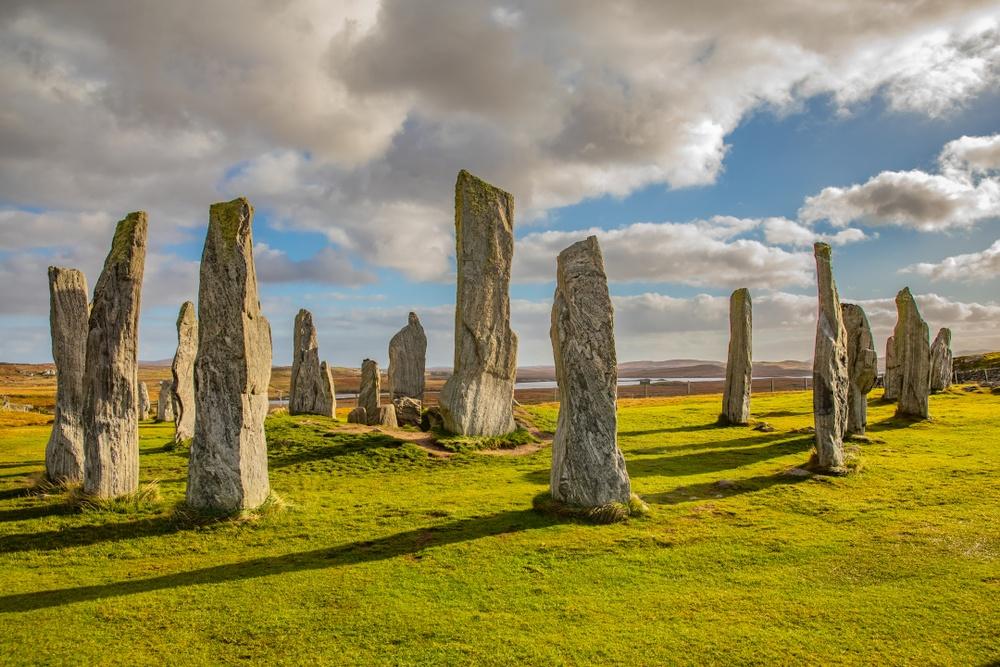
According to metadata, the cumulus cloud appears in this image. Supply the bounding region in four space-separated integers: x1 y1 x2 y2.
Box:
761 217 868 247
253 243 375 286
902 239 1000 281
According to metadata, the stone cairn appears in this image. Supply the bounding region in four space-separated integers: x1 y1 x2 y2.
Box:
288 309 336 417
811 242 849 474
187 198 271 513
439 170 519 436
83 212 148 498
893 287 931 419
45 266 89 484
156 380 175 422
883 336 899 401
721 288 752 425
388 312 426 425
549 236 632 508
841 303 878 436
172 301 197 443
138 381 151 420
930 327 953 393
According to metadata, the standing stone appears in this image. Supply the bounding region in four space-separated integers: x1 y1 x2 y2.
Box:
883 335 900 401
358 359 381 425
393 396 422 427
930 327 953 393
841 303 878 436
811 243 849 474
83 212 148 498
187 198 271 512
288 309 336 417
45 266 89 484
347 407 367 424
171 301 197 443
138 381 151 420
439 170 518 436
156 380 175 422
721 288 752 425
375 405 398 428
388 312 427 401
549 236 631 507
894 287 931 419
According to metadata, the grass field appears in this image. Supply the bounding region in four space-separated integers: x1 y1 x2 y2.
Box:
0 389 997 665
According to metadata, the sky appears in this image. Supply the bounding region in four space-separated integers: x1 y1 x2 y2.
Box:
1 1 999 368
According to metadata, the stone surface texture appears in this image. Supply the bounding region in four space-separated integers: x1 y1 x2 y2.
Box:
549 236 632 507
811 243 849 473
721 288 752 425
288 309 336 417
83 212 148 498
393 397 422 427
347 407 367 424
439 170 518 436
841 303 878 435
358 358 381 425
930 327 953 393
884 336 900 401
375 406 398 428
187 198 272 512
387 312 427 401
171 301 197 442
894 287 931 419
138 381 151 420
156 380 175 422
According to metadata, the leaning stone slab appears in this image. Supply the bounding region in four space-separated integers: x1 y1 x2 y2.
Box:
930 327 953 393
894 287 931 419
811 243 849 474
186 198 271 513
358 359 381 424
83 212 148 498
388 312 427 401
156 380 175 422
841 303 878 436
171 301 197 443
439 170 518 436
721 288 752 425
288 309 336 417
46 266 89 484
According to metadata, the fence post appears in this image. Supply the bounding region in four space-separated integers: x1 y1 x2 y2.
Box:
986 368 991 383
686 381 691 396
770 378 775 393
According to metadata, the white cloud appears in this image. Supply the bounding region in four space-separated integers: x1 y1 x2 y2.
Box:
902 239 1000 281
253 243 375 286
762 217 869 247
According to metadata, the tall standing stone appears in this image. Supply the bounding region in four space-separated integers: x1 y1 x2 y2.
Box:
549 236 631 507
841 303 878 436
883 335 900 401
156 380 175 422
358 358 380 424
187 198 271 512
45 266 89 484
894 287 931 419
288 309 336 417
83 212 148 498
811 243 849 474
721 288 752 425
388 312 427 401
439 170 518 436
930 327 953 393
171 301 197 443
138 381 151 420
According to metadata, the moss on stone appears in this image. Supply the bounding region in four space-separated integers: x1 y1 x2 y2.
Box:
106 212 145 264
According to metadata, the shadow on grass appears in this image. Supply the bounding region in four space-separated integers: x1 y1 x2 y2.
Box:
0 509 556 613
642 471 812 505
618 422 720 437
267 432 408 469
627 436 813 478
0 461 42 470
630 432 790 456
867 413 930 432
0 514 183 554
0 502 77 523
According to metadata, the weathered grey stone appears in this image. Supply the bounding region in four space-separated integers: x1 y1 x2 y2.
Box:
46 266 89 484
347 407 367 424
388 312 427 401
420 406 444 432
138 381 151 420
894 287 931 419
358 358 381 424
187 198 271 512
171 301 197 443
83 212 148 498
288 309 336 417
549 236 631 507
439 170 518 436
393 396 422 427
375 405 398 428
930 327 953 393
156 380 175 422
883 335 900 401
811 243 849 473
721 288 752 425
841 303 878 435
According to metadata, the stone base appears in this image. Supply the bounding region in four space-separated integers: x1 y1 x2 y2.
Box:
532 491 648 524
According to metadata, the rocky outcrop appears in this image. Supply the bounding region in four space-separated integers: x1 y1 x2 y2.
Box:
187 198 271 512
894 287 931 419
83 212 148 498
46 266 89 484
156 380 175 422
138 381 151 420
171 301 197 443
930 327 953 393
549 236 632 507
288 309 336 417
388 312 427 401
721 288 752 425
347 407 367 424
884 336 900 401
841 303 878 435
811 243 849 474
393 396 422 427
439 170 518 436
358 359 381 424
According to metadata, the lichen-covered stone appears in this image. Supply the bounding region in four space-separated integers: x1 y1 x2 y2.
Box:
83 212 147 498
393 396 422 427
156 380 175 422
138 381 151 420
375 405 398 428
721 288 752 425
841 303 878 435
894 287 931 419
288 309 336 417
439 170 518 436
171 301 197 443
388 312 427 401
811 243 849 473
46 266 89 484
358 358 381 424
549 236 631 507
187 198 271 512
883 335 900 401
930 327 953 393
347 407 367 424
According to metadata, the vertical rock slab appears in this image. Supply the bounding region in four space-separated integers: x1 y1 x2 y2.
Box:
156 380 175 422
46 266 89 484
811 243 849 474
187 198 271 512
894 287 931 419
347 407 367 424
930 327 953 393
883 335 900 401
83 212 148 498
549 236 631 507
721 288 752 425
288 309 336 417
171 301 197 443
358 358 380 424
841 303 878 435
138 381 151 420
388 312 427 401
439 170 518 436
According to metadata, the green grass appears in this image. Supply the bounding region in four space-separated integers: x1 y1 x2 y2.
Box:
434 428 538 453
0 390 997 665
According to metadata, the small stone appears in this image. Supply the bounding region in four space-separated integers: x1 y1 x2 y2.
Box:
393 396 422 427
929 327 953 393
387 312 427 401
171 301 197 442
358 359 381 425
347 407 367 424
783 467 813 478
375 405 398 428
721 288 752 425
156 380 175 422
752 422 776 432
714 479 738 490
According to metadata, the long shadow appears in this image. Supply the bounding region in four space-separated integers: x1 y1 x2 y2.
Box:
626 436 813 478
0 514 184 554
268 432 407 469
643 471 812 505
0 461 42 470
630 432 789 457
0 503 76 523
0 487 31 501
867 413 928 433
619 422 720 437
0 510 556 613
